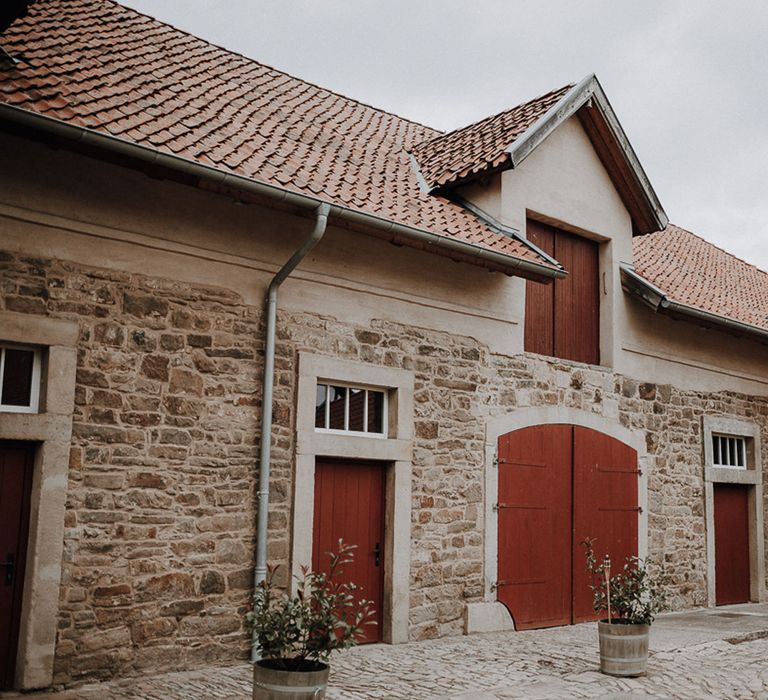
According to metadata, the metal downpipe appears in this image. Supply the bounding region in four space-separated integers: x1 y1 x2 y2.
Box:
252 202 330 660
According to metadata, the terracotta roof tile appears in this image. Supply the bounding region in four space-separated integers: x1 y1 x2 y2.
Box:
3 0 766 330
411 84 572 190
633 225 768 332
0 0 558 271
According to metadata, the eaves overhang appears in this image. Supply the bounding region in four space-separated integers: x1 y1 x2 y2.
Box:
620 264 768 344
0 101 563 283
507 74 669 236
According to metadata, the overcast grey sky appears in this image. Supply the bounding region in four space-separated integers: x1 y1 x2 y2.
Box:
122 0 768 271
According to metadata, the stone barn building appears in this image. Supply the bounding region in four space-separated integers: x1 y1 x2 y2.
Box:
1 0 767 691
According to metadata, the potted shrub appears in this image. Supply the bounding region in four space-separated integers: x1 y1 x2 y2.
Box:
582 538 670 677
248 540 375 700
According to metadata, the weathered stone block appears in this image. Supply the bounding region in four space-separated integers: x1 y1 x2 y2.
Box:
158 599 205 618
92 584 133 608
130 618 177 645
215 539 248 565
123 292 169 319
178 614 241 637
140 355 170 381
93 322 125 347
169 368 204 396
136 573 194 603
199 570 226 595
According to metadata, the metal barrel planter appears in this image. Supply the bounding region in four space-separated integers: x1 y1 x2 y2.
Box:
253 661 330 700
597 621 650 677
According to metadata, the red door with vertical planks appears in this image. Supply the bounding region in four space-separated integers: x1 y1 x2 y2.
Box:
497 425 572 629
524 222 556 358
714 484 750 606
571 427 638 622
524 219 600 366
497 425 638 629
313 460 385 643
0 442 35 690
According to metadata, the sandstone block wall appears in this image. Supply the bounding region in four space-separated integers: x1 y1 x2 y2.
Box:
1 252 267 683
1 249 767 685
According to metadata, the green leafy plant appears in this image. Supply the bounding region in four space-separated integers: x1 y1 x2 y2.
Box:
247 540 376 672
582 537 670 625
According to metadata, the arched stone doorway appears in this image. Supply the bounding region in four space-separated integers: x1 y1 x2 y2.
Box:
496 423 639 629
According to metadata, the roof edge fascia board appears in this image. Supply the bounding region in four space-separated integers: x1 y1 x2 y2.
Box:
620 264 768 343
506 74 668 235
0 102 562 282
451 195 566 276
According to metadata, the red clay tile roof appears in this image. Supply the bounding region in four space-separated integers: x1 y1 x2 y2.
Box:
411 84 572 190
0 0 559 272
633 225 768 332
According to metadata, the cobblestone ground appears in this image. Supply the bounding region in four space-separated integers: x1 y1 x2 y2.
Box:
15 616 768 699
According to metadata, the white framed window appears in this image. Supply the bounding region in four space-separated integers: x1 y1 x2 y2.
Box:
314 382 387 437
0 343 43 413
712 433 747 469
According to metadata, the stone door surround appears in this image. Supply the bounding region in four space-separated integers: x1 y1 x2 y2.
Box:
466 405 649 635
292 352 414 644
0 311 78 689
702 415 765 607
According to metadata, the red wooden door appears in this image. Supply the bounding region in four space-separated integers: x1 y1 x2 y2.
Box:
714 484 750 606
524 221 556 357
313 460 385 643
572 427 638 622
524 220 600 365
0 442 34 690
497 425 572 630
497 425 637 629
553 233 600 366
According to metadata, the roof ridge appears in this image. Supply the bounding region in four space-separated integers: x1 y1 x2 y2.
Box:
409 82 574 154
666 223 768 277
110 0 441 135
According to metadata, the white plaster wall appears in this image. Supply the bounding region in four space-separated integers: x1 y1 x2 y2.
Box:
493 115 634 368
455 176 502 222
2 127 767 397
0 132 521 356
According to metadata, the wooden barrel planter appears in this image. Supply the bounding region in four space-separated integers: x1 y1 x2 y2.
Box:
253 661 330 700
597 621 650 677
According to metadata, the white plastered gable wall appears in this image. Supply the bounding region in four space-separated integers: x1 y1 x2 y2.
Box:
458 110 768 397
458 113 634 366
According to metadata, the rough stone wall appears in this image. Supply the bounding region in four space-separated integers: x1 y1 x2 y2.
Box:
1 252 266 683
2 249 768 684
275 315 768 639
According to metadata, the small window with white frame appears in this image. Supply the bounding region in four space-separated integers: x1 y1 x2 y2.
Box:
0 343 42 414
315 382 387 436
712 433 747 469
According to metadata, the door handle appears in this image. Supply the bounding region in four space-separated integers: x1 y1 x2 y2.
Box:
0 554 13 585
373 542 381 567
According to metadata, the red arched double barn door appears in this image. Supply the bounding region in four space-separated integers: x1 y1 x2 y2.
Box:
497 424 638 629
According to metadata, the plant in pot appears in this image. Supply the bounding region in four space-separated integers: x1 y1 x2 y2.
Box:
582 538 670 677
248 540 376 700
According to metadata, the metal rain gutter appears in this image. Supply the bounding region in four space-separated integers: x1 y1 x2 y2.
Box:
620 264 768 343
0 103 562 282
252 202 330 661
452 195 567 278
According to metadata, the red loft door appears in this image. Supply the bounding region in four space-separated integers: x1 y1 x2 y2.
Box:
313 460 385 643
0 442 35 690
